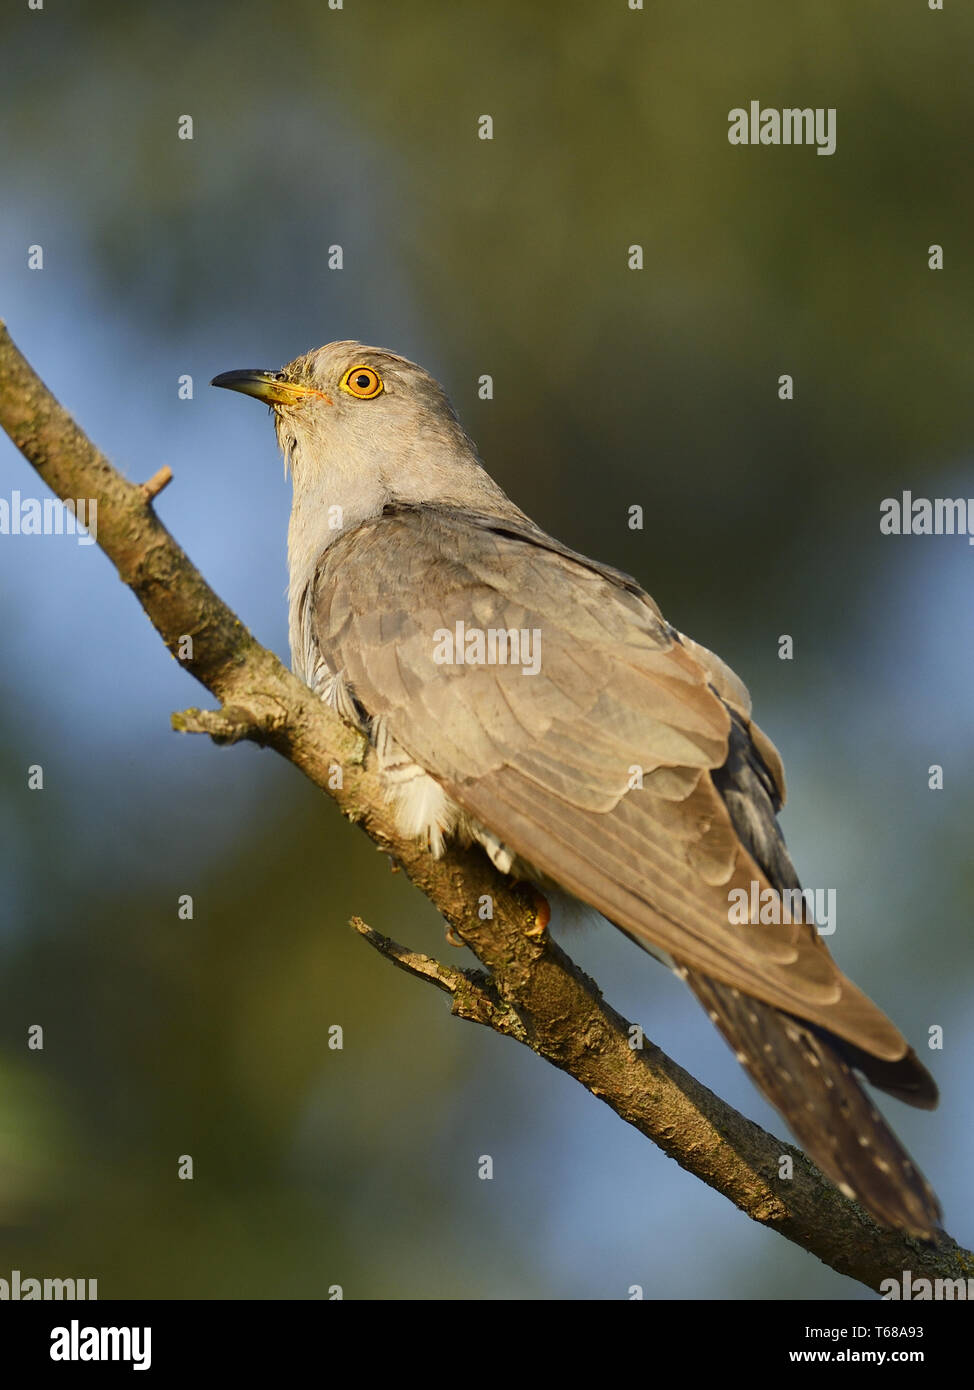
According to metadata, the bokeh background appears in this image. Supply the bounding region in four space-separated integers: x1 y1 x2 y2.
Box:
1 0 972 1299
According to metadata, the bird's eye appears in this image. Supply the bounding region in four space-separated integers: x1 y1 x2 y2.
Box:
274 372 288 382
340 365 383 399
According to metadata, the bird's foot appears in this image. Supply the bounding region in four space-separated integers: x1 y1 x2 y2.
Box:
525 887 550 938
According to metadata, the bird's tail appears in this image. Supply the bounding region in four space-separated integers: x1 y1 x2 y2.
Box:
684 969 942 1238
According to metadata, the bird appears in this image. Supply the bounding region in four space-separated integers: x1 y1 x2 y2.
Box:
212 340 941 1238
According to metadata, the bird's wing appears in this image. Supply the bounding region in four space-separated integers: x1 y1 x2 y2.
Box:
310 505 906 1061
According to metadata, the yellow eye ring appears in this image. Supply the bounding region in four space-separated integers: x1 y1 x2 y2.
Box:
340 364 384 399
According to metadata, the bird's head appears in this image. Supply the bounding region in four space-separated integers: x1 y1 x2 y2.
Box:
211 340 502 517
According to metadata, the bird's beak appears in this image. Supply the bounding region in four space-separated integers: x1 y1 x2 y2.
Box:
210 369 332 406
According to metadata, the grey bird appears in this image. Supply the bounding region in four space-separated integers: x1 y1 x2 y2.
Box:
212 340 941 1238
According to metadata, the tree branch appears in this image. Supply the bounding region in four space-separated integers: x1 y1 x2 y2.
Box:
1 320 968 1293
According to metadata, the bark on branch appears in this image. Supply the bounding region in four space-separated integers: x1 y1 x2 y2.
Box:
1 320 969 1294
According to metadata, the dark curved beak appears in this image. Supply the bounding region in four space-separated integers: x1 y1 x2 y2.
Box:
210 369 332 406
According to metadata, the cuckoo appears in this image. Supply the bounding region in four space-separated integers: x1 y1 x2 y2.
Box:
212 341 941 1238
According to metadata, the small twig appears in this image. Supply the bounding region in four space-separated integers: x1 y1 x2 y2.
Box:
172 704 269 745
140 464 172 502
351 915 466 995
351 917 526 1034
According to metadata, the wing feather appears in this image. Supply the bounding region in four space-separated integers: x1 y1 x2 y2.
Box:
311 507 908 1060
